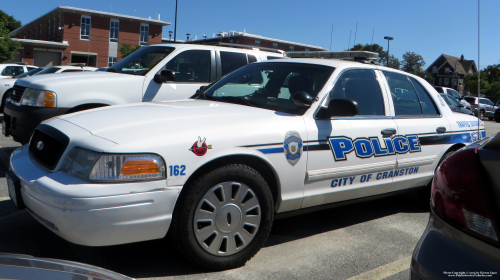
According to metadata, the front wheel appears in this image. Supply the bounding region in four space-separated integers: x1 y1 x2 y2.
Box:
171 164 274 270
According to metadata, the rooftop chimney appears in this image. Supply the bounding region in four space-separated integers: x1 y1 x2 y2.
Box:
460 54 464 61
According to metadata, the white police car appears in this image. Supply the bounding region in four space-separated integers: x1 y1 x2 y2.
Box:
7 54 484 270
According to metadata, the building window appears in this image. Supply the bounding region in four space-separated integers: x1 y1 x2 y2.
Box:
58 15 61 36
108 57 117 66
453 79 457 86
254 40 260 47
439 78 442 85
110 19 119 42
229 39 233 43
289 46 295 51
305 48 310 52
445 67 450 73
53 17 56 36
81 15 91 40
140 23 149 45
444 78 449 85
39 24 42 38
431 78 435 85
272 43 278 49
432 66 437 73
469 69 473 74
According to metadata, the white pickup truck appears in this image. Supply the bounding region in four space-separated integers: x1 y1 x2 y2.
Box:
3 44 283 143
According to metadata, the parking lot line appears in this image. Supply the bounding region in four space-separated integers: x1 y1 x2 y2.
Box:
0 197 10 201
0 145 10 169
346 256 411 280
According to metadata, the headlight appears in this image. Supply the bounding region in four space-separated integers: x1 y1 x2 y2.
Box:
61 147 166 182
21 88 56 107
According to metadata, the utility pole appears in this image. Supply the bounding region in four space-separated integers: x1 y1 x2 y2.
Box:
384 36 393 67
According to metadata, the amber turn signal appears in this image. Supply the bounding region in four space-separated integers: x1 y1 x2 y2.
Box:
120 160 159 176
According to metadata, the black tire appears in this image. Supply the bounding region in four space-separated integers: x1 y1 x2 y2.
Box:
495 118 500 123
479 110 486 120
171 164 274 270
0 89 12 113
488 117 494 121
417 149 457 208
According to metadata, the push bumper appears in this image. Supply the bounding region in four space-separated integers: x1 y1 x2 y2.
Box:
411 209 500 279
3 102 70 144
10 145 181 246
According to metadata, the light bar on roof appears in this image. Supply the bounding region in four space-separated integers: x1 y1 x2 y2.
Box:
285 51 379 61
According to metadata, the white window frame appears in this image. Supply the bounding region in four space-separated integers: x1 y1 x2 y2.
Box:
108 57 117 66
272 43 278 49
81 15 91 40
110 19 119 42
254 40 260 47
140 23 149 45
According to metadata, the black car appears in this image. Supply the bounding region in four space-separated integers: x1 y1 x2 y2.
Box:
439 94 473 115
411 134 500 279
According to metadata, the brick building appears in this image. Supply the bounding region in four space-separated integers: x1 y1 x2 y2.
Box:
425 54 477 94
173 30 326 52
8 6 170 68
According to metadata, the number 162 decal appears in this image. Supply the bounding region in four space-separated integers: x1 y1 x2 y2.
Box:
169 165 186 176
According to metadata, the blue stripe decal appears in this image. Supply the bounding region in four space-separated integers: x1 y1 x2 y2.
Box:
257 147 283 154
419 131 486 145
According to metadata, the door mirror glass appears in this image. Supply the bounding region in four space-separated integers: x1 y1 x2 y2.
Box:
328 98 359 117
154 69 176 83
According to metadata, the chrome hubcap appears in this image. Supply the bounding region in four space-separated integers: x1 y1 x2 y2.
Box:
194 182 261 256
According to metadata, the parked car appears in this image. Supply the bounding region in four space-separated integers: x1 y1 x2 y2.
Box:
495 108 500 123
3 44 283 144
0 65 96 114
8 57 484 270
439 93 473 115
0 63 37 79
463 96 496 120
0 253 133 280
0 68 48 113
411 134 500 279
434 86 471 110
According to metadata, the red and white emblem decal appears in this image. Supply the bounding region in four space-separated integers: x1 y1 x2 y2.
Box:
190 137 212 156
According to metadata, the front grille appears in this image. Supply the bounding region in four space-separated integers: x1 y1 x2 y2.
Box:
29 125 69 170
10 85 26 104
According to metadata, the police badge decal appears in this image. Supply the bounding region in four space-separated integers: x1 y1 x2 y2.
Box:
284 131 303 166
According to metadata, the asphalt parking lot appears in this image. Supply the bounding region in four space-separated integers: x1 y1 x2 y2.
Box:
0 117 498 280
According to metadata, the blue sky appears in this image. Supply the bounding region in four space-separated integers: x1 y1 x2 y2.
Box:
3 0 499 69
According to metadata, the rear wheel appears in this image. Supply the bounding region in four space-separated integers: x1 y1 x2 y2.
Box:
479 110 486 120
171 164 274 270
0 89 12 113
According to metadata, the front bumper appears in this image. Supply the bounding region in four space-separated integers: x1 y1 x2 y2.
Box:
10 145 181 246
411 209 500 279
3 101 70 144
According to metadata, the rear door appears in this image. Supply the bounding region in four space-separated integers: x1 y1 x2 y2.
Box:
381 71 450 189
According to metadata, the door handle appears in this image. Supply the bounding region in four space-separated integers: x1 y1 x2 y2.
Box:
436 127 446 133
381 128 397 137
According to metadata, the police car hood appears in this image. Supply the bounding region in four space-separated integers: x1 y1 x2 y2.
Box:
56 99 296 144
15 72 142 91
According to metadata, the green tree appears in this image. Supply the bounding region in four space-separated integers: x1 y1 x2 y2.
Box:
383 54 401 70
119 44 143 59
464 72 491 96
401 52 425 74
0 11 21 63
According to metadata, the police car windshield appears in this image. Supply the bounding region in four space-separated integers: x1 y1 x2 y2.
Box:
201 62 334 115
107 46 175 76
13 67 44 78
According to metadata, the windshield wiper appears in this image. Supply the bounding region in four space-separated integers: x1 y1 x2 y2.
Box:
216 96 260 107
106 68 117 72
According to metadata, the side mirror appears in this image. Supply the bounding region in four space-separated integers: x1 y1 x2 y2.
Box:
291 91 314 107
154 69 176 83
328 98 359 117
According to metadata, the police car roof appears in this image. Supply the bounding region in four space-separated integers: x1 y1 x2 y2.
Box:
261 58 423 79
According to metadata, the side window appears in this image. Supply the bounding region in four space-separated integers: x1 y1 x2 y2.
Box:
440 95 451 105
165 50 211 83
220 52 248 76
2 66 24 76
448 96 461 107
247 54 257 64
384 71 423 116
410 78 439 115
328 69 385 116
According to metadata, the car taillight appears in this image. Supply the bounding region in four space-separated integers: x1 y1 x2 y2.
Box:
495 108 500 113
471 104 478 107
432 145 500 247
